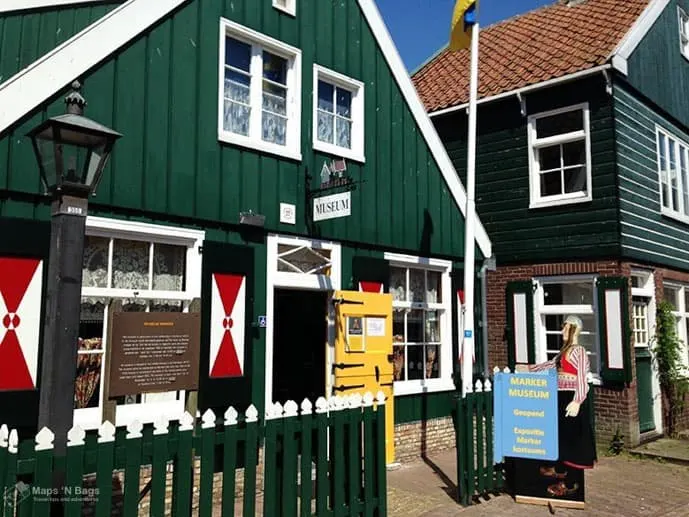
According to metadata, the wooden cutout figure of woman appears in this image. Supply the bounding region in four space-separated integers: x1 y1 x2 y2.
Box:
515 315 597 506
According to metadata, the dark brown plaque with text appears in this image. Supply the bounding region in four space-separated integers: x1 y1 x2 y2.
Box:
109 312 201 397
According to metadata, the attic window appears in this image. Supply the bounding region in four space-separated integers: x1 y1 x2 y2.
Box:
527 103 592 209
679 7 689 59
273 0 296 16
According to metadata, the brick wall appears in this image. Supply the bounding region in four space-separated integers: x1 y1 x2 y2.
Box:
485 260 641 448
393 417 455 463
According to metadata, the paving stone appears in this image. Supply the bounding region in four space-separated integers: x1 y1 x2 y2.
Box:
388 450 689 516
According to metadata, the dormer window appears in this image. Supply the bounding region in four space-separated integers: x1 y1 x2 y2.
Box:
679 7 689 59
527 103 592 209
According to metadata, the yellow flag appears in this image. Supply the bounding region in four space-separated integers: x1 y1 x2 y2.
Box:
449 0 477 51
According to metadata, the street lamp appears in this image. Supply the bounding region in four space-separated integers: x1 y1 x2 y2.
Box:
27 81 121 457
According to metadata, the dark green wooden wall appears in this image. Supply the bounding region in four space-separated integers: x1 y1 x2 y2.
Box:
0 2 121 83
0 0 472 261
434 76 619 265
614 80 689 271
627 0 689 130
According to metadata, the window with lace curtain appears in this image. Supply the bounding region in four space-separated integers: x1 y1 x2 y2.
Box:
218 18 302 160
313 65 365 162
75 218 204 429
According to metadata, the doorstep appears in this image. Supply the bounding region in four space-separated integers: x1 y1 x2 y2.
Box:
630 438 689 466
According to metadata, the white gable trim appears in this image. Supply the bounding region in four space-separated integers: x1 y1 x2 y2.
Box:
610 0 671 74
0 0 187 135
356 0 492 258
0 0 109 14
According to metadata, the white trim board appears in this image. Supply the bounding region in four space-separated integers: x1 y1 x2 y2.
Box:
357 0 491 258
0 0 188 134
0 0 110 14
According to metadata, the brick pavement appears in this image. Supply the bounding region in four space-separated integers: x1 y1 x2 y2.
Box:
388 450 689 516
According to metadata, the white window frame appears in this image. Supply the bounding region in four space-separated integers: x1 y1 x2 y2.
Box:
655 126 689 224
527 103 592 209
663 281 689 370
74 217 205 431
679 6 689 60
385 252 454 396
312 64 365 163
218 18 302 161
533 275 601 384
273 0 296 17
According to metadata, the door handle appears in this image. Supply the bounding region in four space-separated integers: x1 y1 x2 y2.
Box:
379 382 393 387
375 365 380 383
333 384 365 393
332 362 364 373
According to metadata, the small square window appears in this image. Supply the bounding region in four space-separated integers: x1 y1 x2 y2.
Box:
313 65 365 162
273 0 296 16
527 104 592 209
679 7 689 60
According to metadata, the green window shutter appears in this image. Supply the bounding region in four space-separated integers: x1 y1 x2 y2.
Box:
505 281 535 369
198 240 255 414
596 276 632 385
351 256 390 293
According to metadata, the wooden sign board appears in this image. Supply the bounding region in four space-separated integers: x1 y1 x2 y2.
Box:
108 312 201 397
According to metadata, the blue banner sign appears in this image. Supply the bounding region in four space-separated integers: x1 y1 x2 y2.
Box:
493 368 559 462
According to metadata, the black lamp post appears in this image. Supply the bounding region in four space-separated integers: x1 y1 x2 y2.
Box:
27 81 121 458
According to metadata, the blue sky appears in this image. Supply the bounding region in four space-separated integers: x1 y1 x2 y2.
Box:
377 0 554 72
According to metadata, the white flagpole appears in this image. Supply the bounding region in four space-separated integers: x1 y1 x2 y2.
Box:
461 19 480 397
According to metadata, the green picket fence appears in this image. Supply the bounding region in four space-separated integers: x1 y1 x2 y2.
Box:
0 392 387 517
454 379 504 506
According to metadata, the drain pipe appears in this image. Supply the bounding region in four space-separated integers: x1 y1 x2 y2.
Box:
479 256 496 378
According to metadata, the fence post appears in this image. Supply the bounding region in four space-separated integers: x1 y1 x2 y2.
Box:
314 398 329 517
64 425 86 517
474 380 485 498
150 416 170 516
299 399 313 517
346 394 363 517
32 427 55 516
122 420 143 517
483 378 496 493
374 392 387 517
94 421 116 517
172 412 195 517
330 396 346 517
361 393 375 517
242 405 259 517
2 430 18 517
199 409 217 517
0 425 8 516
263 402 283 517
220 407 238 517
282 401 299 517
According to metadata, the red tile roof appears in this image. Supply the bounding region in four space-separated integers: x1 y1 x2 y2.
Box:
412 0 649 113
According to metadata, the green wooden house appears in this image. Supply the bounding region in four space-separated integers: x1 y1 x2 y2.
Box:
414 0 689 447
0 0 492 463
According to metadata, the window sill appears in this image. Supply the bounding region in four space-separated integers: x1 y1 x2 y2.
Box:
660 207 689 226
313 140 365 164
218 131 302 162
393 378 456 396
529 193 592 209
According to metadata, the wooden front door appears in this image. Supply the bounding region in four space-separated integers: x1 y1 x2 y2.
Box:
633 299 655 434
333 290 395 464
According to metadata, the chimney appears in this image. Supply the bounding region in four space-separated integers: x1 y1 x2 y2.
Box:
559 0 588 6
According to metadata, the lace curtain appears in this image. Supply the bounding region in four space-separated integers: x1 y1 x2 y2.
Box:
317 81 352 149
82 238 185 293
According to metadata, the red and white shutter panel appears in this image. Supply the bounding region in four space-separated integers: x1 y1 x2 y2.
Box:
209 273 246 378
0 257 43 391
358 281 383 293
